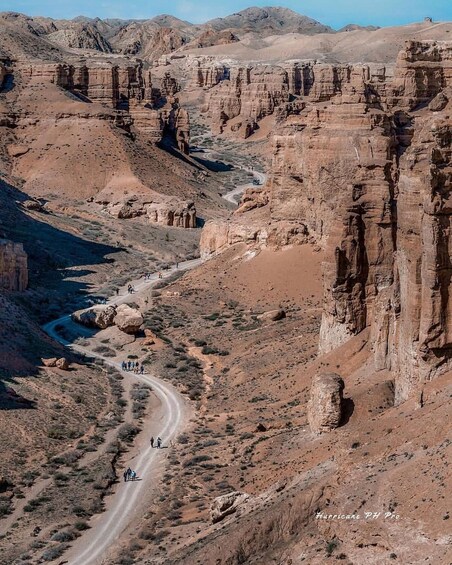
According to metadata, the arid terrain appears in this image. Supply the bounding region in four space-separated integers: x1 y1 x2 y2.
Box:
0 5 451 565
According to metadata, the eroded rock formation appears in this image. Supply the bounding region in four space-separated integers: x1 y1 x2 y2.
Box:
203 41 452 404
202 60 390 136
307 373 345 434
18 60 190 151
106 197 197 227
210 491 250 524
0 239 28 292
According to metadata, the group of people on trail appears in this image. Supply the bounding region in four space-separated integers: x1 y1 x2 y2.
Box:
150 436 163 449
123 467 137 482
143 272 152 280
122 360 144 374
127 284 136 294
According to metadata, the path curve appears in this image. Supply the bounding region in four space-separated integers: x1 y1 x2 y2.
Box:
222 168 267 205
194 145 267 205
42 259 202 565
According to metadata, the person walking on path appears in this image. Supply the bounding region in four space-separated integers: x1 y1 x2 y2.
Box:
140 364 144 375
150 436 154 448
157 437 162 449
121 361 126 371
126 467 132 480
123 470 128 482
127 361 131 371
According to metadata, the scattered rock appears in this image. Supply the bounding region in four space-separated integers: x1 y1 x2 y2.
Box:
256 422 267 432
142 328 156 345
257 309 286 322
56 357 69 370
42 357 70 370
41 357 57 367
0 477 13 493
210 491 250 524
7 144 29 157
308 372 345 434
22 199 45 212
114 304 143 334
429 91 449 112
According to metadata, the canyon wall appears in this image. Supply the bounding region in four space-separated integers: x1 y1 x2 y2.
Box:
284 41 451 402
201 59 390 137
18 61 189 153
203 41 452 403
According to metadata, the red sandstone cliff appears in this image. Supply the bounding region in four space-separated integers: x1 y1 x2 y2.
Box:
201 41 452 403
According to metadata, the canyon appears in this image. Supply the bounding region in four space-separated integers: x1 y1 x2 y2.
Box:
0 7 451 565
200 40 452 405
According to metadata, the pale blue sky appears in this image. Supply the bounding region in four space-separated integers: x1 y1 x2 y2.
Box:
1 1 451 28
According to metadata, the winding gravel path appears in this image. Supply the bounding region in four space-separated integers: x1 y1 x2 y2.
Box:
222 167 267 204
42 259 202 565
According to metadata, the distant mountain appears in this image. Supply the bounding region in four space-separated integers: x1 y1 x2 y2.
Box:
338 23 380 32
206 6 334 35
0 6 335 61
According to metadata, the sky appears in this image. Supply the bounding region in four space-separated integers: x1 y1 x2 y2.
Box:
1 0 451 29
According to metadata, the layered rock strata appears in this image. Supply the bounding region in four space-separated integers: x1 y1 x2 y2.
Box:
106 197 197 227
18 61 190 151
202 41 452 403
201 59 391 136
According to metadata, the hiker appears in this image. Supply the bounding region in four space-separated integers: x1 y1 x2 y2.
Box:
157 437 162 449
140 364 144 375
127 361 131 371
123 470 128 482
158 271 162 279
150 436 154 448
176 261 179 269
121 361 126 371
126 467 132 480
131 470 137 481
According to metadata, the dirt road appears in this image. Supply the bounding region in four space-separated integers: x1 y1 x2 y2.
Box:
223 167 267 204
42 259 202 565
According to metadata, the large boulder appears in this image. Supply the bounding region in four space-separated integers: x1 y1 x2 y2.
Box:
42 357 57 367
42 357 69 370
210 491 250 524
114 304 143 334
257 309 286 322
308 372 345 434
55 357 69 370
72 305 116 329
